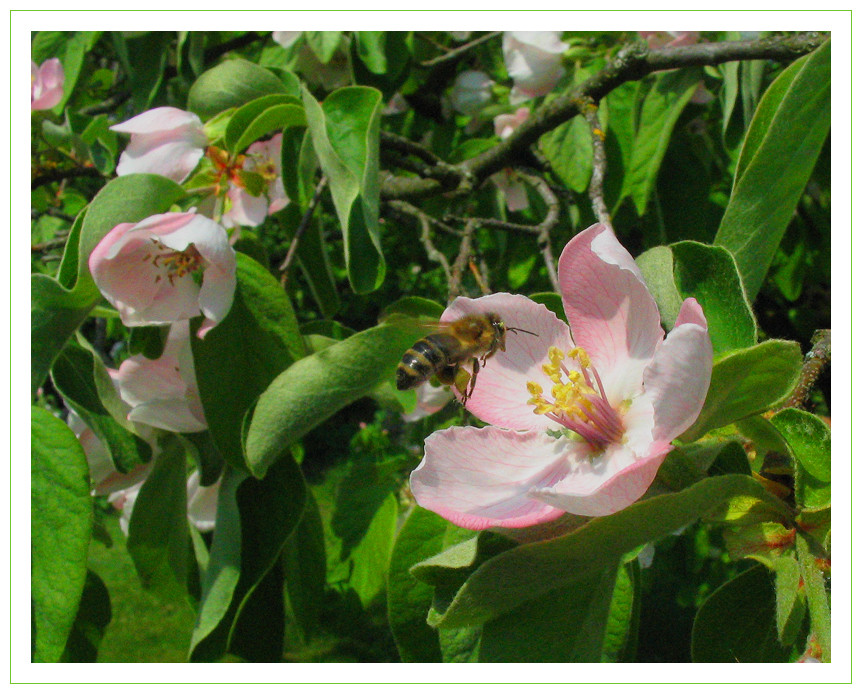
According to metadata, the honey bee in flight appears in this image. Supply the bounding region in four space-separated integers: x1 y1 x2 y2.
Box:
396 312 537 404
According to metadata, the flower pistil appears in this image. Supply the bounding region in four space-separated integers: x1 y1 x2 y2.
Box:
527 346 625 450
142 239 205 286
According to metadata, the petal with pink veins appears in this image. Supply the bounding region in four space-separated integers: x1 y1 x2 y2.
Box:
441 293 574 431
410 426 572 530
530 440 673 517
558 223 663 402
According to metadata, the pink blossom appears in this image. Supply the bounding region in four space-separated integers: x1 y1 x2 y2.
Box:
410 223 712 530
110 107 209 182
221 134 289 228
503 32 567 104
117 321 207 433
494 107 530 140
31 58 64 111
402 382 454 423
638 31 700 50
450 70 494 115
88 211 236 337
491 168 529 212
66 366 156 495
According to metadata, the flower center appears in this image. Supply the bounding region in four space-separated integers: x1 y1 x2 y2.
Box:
142 239 205 286
526 346 625 451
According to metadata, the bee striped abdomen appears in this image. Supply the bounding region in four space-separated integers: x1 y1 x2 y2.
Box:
396 333 460 390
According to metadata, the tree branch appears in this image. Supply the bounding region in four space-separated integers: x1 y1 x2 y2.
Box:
380 33 828 202
420 32 502 68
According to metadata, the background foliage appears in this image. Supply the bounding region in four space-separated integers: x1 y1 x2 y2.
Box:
30 29 831 666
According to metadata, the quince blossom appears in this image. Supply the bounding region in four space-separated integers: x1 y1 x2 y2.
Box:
402 382 454 423
111 107 208 183
490 107 531 211
117 321 207 433
31 58 64 111
272 31 302 48
503 32 567 104
410 223 712 530
221 134 289 228
89 211 236 337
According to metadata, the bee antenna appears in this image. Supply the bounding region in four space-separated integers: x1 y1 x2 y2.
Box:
507 325 538 337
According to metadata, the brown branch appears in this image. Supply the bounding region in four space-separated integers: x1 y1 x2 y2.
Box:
380 32 828 202
581 101 611 228
449 221 476 302
780 329 831 411
278 176 328 275
518 172 561 293
420 32 502 68
385 199 455 290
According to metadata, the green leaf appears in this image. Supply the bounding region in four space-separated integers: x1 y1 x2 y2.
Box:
116 32 172 112
296 217 340 319
31 273 100 398
50 340 151 474
418 474 787 630
224 94 305 155
280 126 319 208
282 495 327 644
602 558 640 662
387 507 450 662
691 564 792 662
714 40 831 298
304 31 343 63
61 569 112 662
774 554 806 647
539 112 593 193
528 292 565 322
31 406 92 662
771 408 831 510
681 340 802 442
190 459 306 661
796 532 831 662
302 85 385 293
638 242 756 353
192 253 305 474
244 321 429 478
724 522 795 568
126 434 190 599
351 32 411 100
188 59 288 121
617 68 702 216
379 296 445 322
478 563 619 662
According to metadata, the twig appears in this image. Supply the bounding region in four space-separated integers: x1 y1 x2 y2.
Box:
385 199 454 288
420 32 502 68
449 221 476 302
518 171 561 293
780 329 831 411
80 88 131 116
278 176 328 275
581 100 611 228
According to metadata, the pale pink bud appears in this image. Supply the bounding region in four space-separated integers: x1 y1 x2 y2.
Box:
503 32 567 104
31 58 64 111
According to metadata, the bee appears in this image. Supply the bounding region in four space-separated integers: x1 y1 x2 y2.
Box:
396 312 537 404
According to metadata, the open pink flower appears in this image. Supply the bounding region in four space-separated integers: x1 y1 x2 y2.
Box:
111 107 208 182
117 321 207 433
31 58 64 111
272 31 302 48
503 32 567 104
89 211 236 337
221 134 289 228
410 223 712 530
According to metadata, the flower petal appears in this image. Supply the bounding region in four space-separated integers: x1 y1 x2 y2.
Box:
530 440 673 517
558 223 663 402
441 293 574 431
411 426 570 530
643 298 712 442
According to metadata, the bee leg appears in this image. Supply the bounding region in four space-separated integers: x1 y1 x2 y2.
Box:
463 358 481 403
